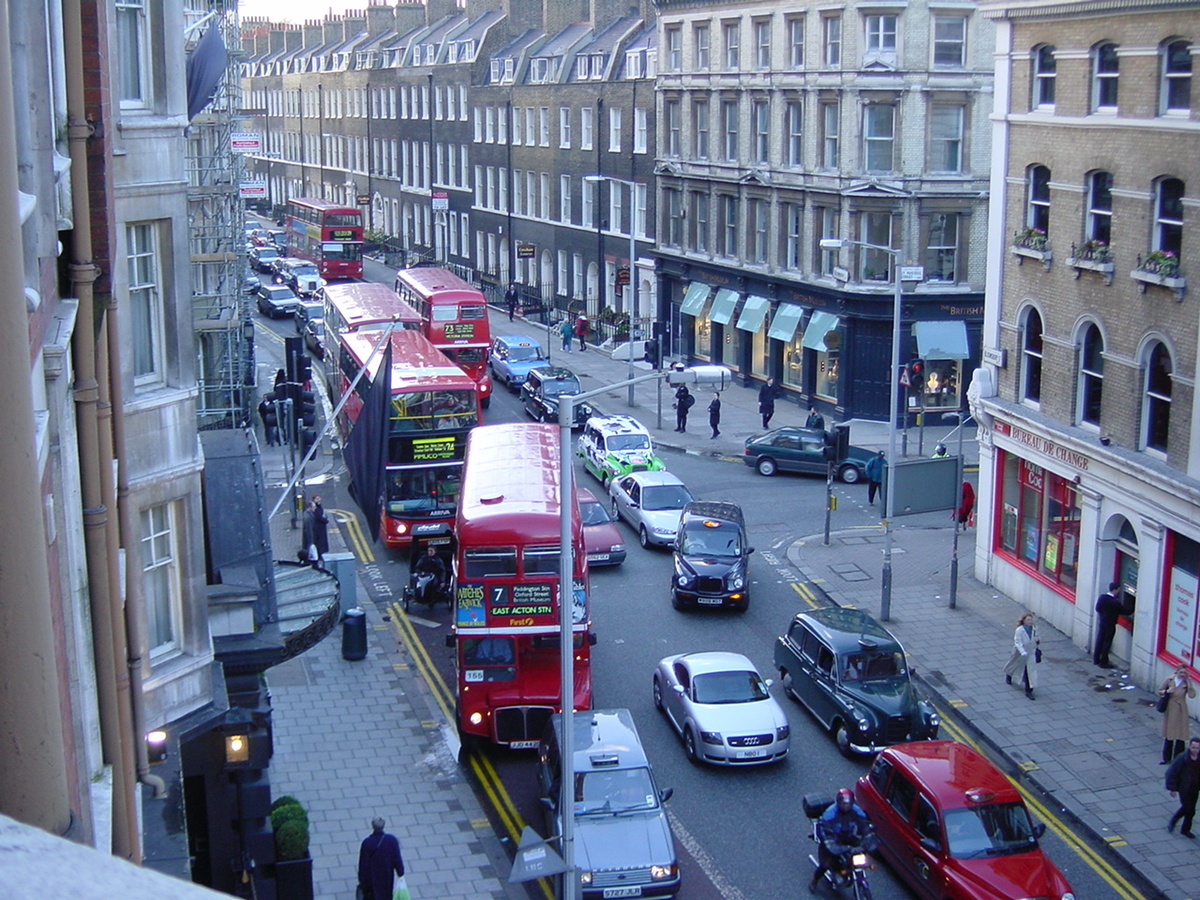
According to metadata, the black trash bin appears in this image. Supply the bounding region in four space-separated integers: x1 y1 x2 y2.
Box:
342 607 367 661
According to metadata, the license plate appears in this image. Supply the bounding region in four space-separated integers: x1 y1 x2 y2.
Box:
697 597 723 605
508 740 538 750
589 553 609 562
602 888 642 899
738 748 766 759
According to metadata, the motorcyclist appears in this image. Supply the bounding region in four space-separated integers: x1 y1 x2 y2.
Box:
810 788 873 893
413 545 447 602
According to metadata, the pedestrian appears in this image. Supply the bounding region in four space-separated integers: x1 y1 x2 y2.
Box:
358 816 405 900
865 450 885 505
931 443 949 459
674 384 694 432
1166 737 1200 838
559 317 574 351
955 480 976 526
574 314 589 351
1092 581 1124 668
1160 663 1197 763
302 494 329 567
708 392 721 439
258 392 278 447
805 405 825 430
1003 611 1041 700
274 367 286 391
504 282 519 321
757 378 779 429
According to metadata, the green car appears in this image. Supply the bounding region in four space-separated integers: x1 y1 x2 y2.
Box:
578 414 665 485
742 425 874 482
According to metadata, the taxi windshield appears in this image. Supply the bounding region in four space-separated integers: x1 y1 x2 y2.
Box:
840 650 906 683
542 377 580 397
943 803 1038 859
607 434 651 453
679 522 741 557
574 766 658 814
507 344 544 362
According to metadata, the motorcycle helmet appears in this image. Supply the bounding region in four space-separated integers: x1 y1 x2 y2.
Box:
836 788 855 810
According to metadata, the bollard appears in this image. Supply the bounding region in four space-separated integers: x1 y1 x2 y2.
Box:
342 607 367 661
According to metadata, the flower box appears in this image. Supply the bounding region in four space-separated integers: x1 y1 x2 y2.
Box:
1011 244 1053 271
1066 256 1115 285
1131 267 1186 301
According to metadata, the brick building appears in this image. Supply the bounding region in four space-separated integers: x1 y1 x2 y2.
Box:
973 0 1200 689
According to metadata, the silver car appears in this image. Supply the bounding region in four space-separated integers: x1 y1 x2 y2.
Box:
653 651 790 765
608 471 693 549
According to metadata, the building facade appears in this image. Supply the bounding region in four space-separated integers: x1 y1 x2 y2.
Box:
654 0 993 420
973 0 1200 691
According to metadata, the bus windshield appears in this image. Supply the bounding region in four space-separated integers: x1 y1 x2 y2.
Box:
386 466 461 515
390 390 478 432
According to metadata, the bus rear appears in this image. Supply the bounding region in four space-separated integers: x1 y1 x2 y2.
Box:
453 423 592 748
286 197 363 280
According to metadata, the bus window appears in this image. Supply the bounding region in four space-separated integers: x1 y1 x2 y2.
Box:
431 305 457 322
461 303 487 320
462 637 516 681
524 545 562 575
464 547 518 577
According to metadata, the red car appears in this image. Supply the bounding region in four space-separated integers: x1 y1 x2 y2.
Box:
857 740 1075 900
577 487 626 567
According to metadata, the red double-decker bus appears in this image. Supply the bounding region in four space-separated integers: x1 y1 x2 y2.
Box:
285 197 363 280
393 266 493 409
319 282 422 392
335 328 479 547
452 422 593 748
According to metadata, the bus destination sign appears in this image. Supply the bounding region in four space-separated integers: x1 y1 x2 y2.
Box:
443 322 478 342
330 228 357 241
409 435 458 462
454 581 557 629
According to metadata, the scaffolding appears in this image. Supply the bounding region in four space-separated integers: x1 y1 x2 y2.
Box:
185 1 254 430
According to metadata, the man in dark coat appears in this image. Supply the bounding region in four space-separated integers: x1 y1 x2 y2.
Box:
674 384 693 432
504 283 519 321
302 494 330 566
1092 581 1124 668
805 405 825 430
1166 737 1200 838
758 378 779 429
865 451 885 506
258 393 278 446
707 392 721 439
358 816 405 899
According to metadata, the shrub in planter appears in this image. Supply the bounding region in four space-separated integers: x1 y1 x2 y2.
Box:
271 796 310 861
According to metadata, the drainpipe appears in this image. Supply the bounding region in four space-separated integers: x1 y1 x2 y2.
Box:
63 0 139 860
0 0 73 838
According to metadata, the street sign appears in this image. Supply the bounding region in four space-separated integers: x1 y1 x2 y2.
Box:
832 265 850 282
615 266 630 287
508 826 567 883
356 193 370 205
899 266 925 282
517 244 535 259
239 181 267 198
431 190 449 211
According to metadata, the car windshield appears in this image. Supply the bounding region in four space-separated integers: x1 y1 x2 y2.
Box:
607 434 652 453
579 500 612 527
692 670 769 704
679 522 741 557
943 803 1038 859
290 264 318 277
574 767 658 814
542 377 580 397
641 484 693 511
840 650 907 683
507 344 544 362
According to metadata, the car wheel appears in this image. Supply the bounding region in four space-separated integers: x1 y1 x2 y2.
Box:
683 727 699 763
756 457 778 477
779 668 797 701
835 722 854 758
612 498 621 521
653 675 664 710
671 588 683 611
639 525 651 549
839 464 863 484
481 396 490 410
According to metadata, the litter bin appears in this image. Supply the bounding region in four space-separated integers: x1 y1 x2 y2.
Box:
342 607 367 661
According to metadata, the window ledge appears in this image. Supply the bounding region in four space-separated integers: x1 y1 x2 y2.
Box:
1011 244 1053 271
1131 267 1186 300
1066 256 1114 285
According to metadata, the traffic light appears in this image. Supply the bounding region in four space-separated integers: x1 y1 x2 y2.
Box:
909 358 926 392
822 429 838 463
284 336 303 382
644 339 661 369
296 353 312 386
295 388 316 430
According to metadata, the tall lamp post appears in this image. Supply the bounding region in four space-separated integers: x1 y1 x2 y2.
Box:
819 237 903 621
584 175 639 407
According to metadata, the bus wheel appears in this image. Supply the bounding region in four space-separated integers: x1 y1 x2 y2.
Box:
481 396 491 410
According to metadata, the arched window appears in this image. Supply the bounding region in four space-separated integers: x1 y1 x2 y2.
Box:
1154 177 1184 257
1078 324 1103 426
1161 40 1192 113
1026 165 1051 235
1021 308 1043 404
1143 341 1172 452
1086 171 1113 246
1033 45 1057 106
1092 42 1119 110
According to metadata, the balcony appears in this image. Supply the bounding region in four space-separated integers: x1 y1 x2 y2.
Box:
1066 241 1115 285
1131 251 1186 301
1010 229 1052 270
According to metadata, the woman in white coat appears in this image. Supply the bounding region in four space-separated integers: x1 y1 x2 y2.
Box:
1004 612 1040 700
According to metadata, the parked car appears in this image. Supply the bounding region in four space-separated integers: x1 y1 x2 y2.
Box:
773 606 939 756
248 244 280 273
652 651 789 765
671 501 753 611
293 299 323 336
577 487 625 567
537 709 681 900
857 740 1075 900
267 229 287 248
253 282 301 318
521 366 590 426
579 414 665 486
302 316 325 358
489 334 549 389
271 257 323 296
743 425 874 482
609 471 693 549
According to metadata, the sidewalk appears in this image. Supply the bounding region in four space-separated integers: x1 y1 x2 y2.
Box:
499 308 1191 900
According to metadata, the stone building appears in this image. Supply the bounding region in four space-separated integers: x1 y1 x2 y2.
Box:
972 0 1200 690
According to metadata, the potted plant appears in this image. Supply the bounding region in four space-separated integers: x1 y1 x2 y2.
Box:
271 795 314 900
1138 249 1180 277
1012 227 1048 251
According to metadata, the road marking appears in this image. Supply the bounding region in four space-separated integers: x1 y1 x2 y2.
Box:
332 508 373 561
790 582 819 607
667 809 748 900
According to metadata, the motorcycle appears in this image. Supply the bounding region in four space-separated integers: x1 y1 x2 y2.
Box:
804 794 877 900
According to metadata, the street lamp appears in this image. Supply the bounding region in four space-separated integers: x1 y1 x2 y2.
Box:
556 363 730 899
584 175 639 407
819 237 903 621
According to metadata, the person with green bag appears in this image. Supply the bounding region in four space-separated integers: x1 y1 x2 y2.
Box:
358 816 405 900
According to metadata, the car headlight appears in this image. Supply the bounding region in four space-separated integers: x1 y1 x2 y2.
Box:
853 711 871 731
650 864 677 882
728 572 745 590
654 526 673 536
578 871 593 886
1061 894 1075 900
699 730 723 745
776 725 790 740
611 543 625 552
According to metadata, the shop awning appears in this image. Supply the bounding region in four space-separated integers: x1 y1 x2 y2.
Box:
914 320 970 360
801 311 842 351
679 281 712 316
767 303 804 342
709 288 739 325
735 295 771 332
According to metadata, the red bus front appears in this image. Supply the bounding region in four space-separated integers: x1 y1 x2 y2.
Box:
452 423 592 748
286 197 364 280
393 267 493 409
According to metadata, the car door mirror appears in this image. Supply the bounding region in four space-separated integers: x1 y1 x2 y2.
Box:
672 684 685 695
659 788 673 803
539 796 556 812
918 837 942 855
746 546 756 555
1032 821 1045 839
